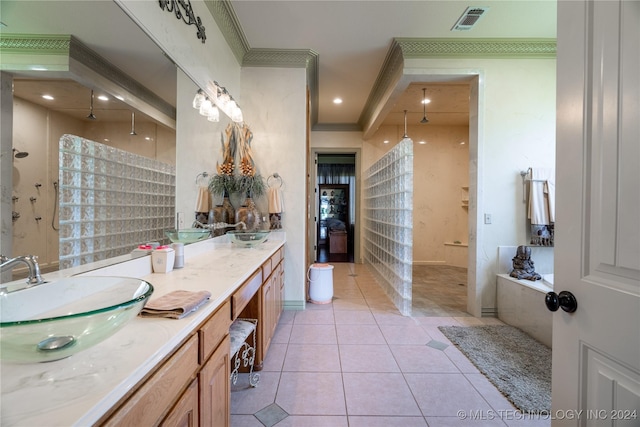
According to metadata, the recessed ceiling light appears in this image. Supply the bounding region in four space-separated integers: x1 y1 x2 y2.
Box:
333 98 343 104
42 94 54 100
460 141 466 145
97 95 109 101
145 137 153 141
383 140 390 144
418 140 427 145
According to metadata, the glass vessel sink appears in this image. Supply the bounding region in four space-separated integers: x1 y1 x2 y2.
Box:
165 228 210 244
0 276 153 363
227 230 271 247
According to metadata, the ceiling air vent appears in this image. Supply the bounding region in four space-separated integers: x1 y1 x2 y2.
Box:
451 6 489 31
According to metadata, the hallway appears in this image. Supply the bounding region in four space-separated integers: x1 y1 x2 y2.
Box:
231 263 550 426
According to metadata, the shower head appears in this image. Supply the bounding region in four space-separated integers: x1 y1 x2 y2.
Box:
13 148 29 158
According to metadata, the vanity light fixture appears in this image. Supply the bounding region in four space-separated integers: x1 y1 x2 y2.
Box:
86 90 96 120
420 88 429 124
193 81 243 123
42 94 54 100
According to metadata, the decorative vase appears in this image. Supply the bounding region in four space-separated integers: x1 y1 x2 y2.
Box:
212 192 235 236
235 193 262 231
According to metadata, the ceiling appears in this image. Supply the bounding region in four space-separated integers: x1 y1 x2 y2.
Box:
1 1 556 131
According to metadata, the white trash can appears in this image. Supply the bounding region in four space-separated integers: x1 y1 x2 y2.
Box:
307 263 334 304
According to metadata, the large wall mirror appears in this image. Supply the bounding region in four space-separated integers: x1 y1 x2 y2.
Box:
2 1 180 276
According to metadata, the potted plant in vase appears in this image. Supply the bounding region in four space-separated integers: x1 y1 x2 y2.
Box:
208 135 236 234
234 123 265 230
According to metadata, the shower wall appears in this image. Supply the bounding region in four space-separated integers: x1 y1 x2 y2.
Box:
372 124 469 266
363 138 413 315
10 96 175 274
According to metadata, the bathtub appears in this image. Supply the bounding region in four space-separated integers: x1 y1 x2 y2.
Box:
496 274 553 347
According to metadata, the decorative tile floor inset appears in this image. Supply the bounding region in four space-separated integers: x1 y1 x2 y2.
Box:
254 403 289 427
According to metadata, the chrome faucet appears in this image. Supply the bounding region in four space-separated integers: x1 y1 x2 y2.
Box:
0 255 45 288
193 220 247 231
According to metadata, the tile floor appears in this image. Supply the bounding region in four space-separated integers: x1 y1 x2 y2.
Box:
231 263 551 427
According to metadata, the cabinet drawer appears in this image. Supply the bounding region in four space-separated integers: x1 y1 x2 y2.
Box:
199 300 231 362
231 269 262 319
261 259 272 280
271 248 282 267
103 334 199 426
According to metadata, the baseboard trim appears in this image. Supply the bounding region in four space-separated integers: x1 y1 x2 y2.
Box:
412 260 447 266
283 300 305 311
481 307 498 317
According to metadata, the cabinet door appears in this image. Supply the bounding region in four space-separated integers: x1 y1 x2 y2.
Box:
261 277 274 357
161 378 199 427
199 335 230 427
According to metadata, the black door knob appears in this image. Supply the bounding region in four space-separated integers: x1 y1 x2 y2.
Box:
545 291 578 313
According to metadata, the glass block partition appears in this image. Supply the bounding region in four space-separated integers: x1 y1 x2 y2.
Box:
363 137 414 315
59 135 175 270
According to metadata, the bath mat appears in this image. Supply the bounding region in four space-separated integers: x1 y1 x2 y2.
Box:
438 325 551 414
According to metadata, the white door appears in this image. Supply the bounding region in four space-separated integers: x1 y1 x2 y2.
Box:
553 1 640 425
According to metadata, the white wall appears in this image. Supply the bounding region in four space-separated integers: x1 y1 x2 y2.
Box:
241 67 308 308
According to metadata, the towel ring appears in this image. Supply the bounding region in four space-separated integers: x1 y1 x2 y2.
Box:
196 171 210 186
267 173 283 188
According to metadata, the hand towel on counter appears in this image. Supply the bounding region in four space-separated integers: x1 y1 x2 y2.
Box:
139 290 211 319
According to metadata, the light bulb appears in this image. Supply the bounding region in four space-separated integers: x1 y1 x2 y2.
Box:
207 106 220 122
193 91 205 109
199 99 212 116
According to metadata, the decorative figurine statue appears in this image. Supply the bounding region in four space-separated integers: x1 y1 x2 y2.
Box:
510 245 541 281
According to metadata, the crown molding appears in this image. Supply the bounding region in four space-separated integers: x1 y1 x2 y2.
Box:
395 38 557 59
0 34 176 126
359 37 556 131
0 34 71 53
205 0 249 64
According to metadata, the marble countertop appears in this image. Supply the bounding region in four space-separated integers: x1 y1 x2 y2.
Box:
0 233 285 427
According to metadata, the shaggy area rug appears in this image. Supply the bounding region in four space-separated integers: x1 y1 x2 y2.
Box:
438 325 551 413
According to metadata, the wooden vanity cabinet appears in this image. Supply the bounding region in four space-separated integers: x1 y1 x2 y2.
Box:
100 302 231 427
161 378 199 427
99 246 284 427
236 246 285 370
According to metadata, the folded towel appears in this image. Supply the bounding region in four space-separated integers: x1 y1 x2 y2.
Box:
268 187 284 213
140 290 211 319
195 186 211 213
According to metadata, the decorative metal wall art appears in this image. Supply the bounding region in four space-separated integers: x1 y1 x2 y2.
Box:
159 0 206 44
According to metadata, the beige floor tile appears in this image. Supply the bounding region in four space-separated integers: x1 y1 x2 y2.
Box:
343 372 422 416
294 307 335 324
348 416 428 427
274 415 349 426
276 372 346 415
379 323 433 345
336 324 386 345
339 344 400 372
390 345 460 373
289 323 337 345
282 344 341 372
231 371 280 415
405 373 493 417
333 310 377 325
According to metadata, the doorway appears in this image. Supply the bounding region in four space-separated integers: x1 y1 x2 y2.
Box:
315 154 356 263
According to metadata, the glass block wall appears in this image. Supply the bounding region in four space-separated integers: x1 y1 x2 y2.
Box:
59 135 175 270
363 137 414 315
